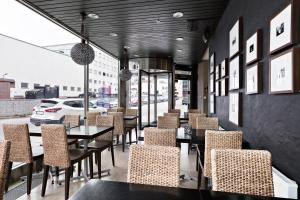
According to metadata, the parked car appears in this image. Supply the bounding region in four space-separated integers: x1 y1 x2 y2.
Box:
30 98 106 125
95 97 118 108
78 92 96 98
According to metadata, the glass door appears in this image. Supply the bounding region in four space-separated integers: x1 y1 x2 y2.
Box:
175 80 190 116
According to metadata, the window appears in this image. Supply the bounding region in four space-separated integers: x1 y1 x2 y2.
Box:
94 80 97 84
21 82 28 89
94 89 97 92
77 87 81 92
89 79 92 83
103 72 106 76
34 83 40 88
63 86 68 91
70 87 75 91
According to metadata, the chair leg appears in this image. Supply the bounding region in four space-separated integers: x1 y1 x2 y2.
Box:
89 154 94 179
111 145 115 166
129 130 132 144
135 127 138 144
78 161 81 176
41 165 50 197
116 135 119 144
55 166 59 180
27 163 33 195
96 152 101 179
196 149 199 171
5 161 13 192
122 135 125 152
65 167 71 200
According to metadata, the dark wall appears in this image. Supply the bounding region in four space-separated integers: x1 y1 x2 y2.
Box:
208 0 300 188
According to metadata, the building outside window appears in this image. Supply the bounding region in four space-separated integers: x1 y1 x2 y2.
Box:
21 82 28 89
63 86 68 91
70 86 75 91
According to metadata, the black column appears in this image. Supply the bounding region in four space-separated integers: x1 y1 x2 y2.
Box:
190 63 198 109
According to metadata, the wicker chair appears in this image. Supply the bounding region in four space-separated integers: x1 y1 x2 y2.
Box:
204 130 242 178
157 116 179 129
125 109 138 144
168 109 181 115
108 112 127 152
63 115 80 146
144 128 176 147
108 107 125 113
87 112 100 126
195 117 218 130
211 149 274 197
188 113 206 129
0 140 11 200
128 144 180 187
87 115 115 178
2 124 43 194
41 124 93 200
188 109 201 113
164 113 180 128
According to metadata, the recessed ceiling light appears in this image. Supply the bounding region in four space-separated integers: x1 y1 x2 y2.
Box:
124 46 130 49
173 12 183 18
87 13 99 19
177 49 183 52
176 37 184 41
109 33 118 37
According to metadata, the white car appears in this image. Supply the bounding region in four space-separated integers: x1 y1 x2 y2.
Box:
30 98 107 125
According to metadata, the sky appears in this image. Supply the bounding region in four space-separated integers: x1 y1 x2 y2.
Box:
0 0 79 46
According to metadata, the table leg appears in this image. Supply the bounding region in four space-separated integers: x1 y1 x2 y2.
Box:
81 139 89 181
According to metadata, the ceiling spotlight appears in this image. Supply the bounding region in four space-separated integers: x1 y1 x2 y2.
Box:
177 49 183 52
176 37 183 41
87 13 99 19
173 12 183 18
124 46 130 49
109 33 118 37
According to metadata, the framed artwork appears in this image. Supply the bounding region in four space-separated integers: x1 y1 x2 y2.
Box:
229 18 242 58
210 73 215 93
229 55 241 90
229 92 241 126
215 64 220 80
209 94 215 114
269 1 298 54
246 30 262 65
220 78 228 96
220 58 228 78
269 48 300 94
210 53 215 73
246 63 262 94
215 81 220 96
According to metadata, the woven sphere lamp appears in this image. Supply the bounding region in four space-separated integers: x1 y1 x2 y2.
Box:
71 43 95 65
119 69 132 81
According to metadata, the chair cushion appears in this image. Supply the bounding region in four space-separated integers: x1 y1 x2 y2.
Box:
69 149 91 164
87 140 111 151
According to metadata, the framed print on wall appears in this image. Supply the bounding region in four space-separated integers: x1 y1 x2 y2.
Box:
220 58 228 78
215 64 220 80
229 92 241 126
209 94 215 114
229 18 242 58
269 48 300 94
210 73 215 93
269 1 298 54
210 53 215 73
229 55 241 90
246 29 262 65
220 78 228 96
246 63 262 94
215 81 220 96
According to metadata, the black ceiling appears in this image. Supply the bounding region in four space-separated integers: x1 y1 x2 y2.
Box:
17 0 228 65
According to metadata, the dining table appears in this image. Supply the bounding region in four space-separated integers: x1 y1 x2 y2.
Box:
69 180 286 200
28 124 114 181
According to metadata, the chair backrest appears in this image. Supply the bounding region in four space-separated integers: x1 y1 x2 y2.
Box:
95 115 114 142
2 124 33 163
164 112 180 118
188 113 206 128
211 149 274 197
63 115 80 127
126 109 138 116
87 112 100 126
168 109 180 115
128 144 180 187
144 128 176 147
117 107 125 113
204 130 242 177
41 124 70 168
188 109 201 113
108 112 124 135
195 117 218 130
0 140 11 200
157 116 179 129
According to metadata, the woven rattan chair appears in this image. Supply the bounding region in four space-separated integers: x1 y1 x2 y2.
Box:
195 117 218 130
188 113 206 129
204 130 242 178
168 109 181 115
211 149 274 197
164 113 180 128
2 124 43 194
128 144 180 187
108 107 125 113
157 116 179 129
63 115 80 146
125 109 138 144
87 115 115 178
0 140 11 200
188 109 201 113
87 112 100 126
144 128 176 147
108 112 127 152
41 124 93 200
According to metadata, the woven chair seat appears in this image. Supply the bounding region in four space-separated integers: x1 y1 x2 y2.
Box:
32 146 44 160
68 149 91 164
87 140 112 151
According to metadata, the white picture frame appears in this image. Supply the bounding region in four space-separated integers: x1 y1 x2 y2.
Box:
220 78 228 96
210 73 214 93
220 58 228 78
210 53 215 73
229 18 242 58
246 64 260 94
229 55 241 90
215 81 219 96
229 92 241 126
215 64 220 80
209 94 215 114
246 30 261 65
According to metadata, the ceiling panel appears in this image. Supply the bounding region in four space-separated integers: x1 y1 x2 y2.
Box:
17 0 228 65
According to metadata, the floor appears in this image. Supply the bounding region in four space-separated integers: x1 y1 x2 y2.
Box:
16 138 198 200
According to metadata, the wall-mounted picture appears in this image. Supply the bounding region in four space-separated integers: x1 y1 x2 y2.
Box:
246 63 262 94
246 30 262 65
229 18 242 58
220 58 228 77
269 2 296 54
215 81 220 96
210 53 215 73
229 55 241 90
210 73 215 93
209 94 215 114
229 92 241 126
220 78 228 96
269 48 299 94
215 64 220 80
